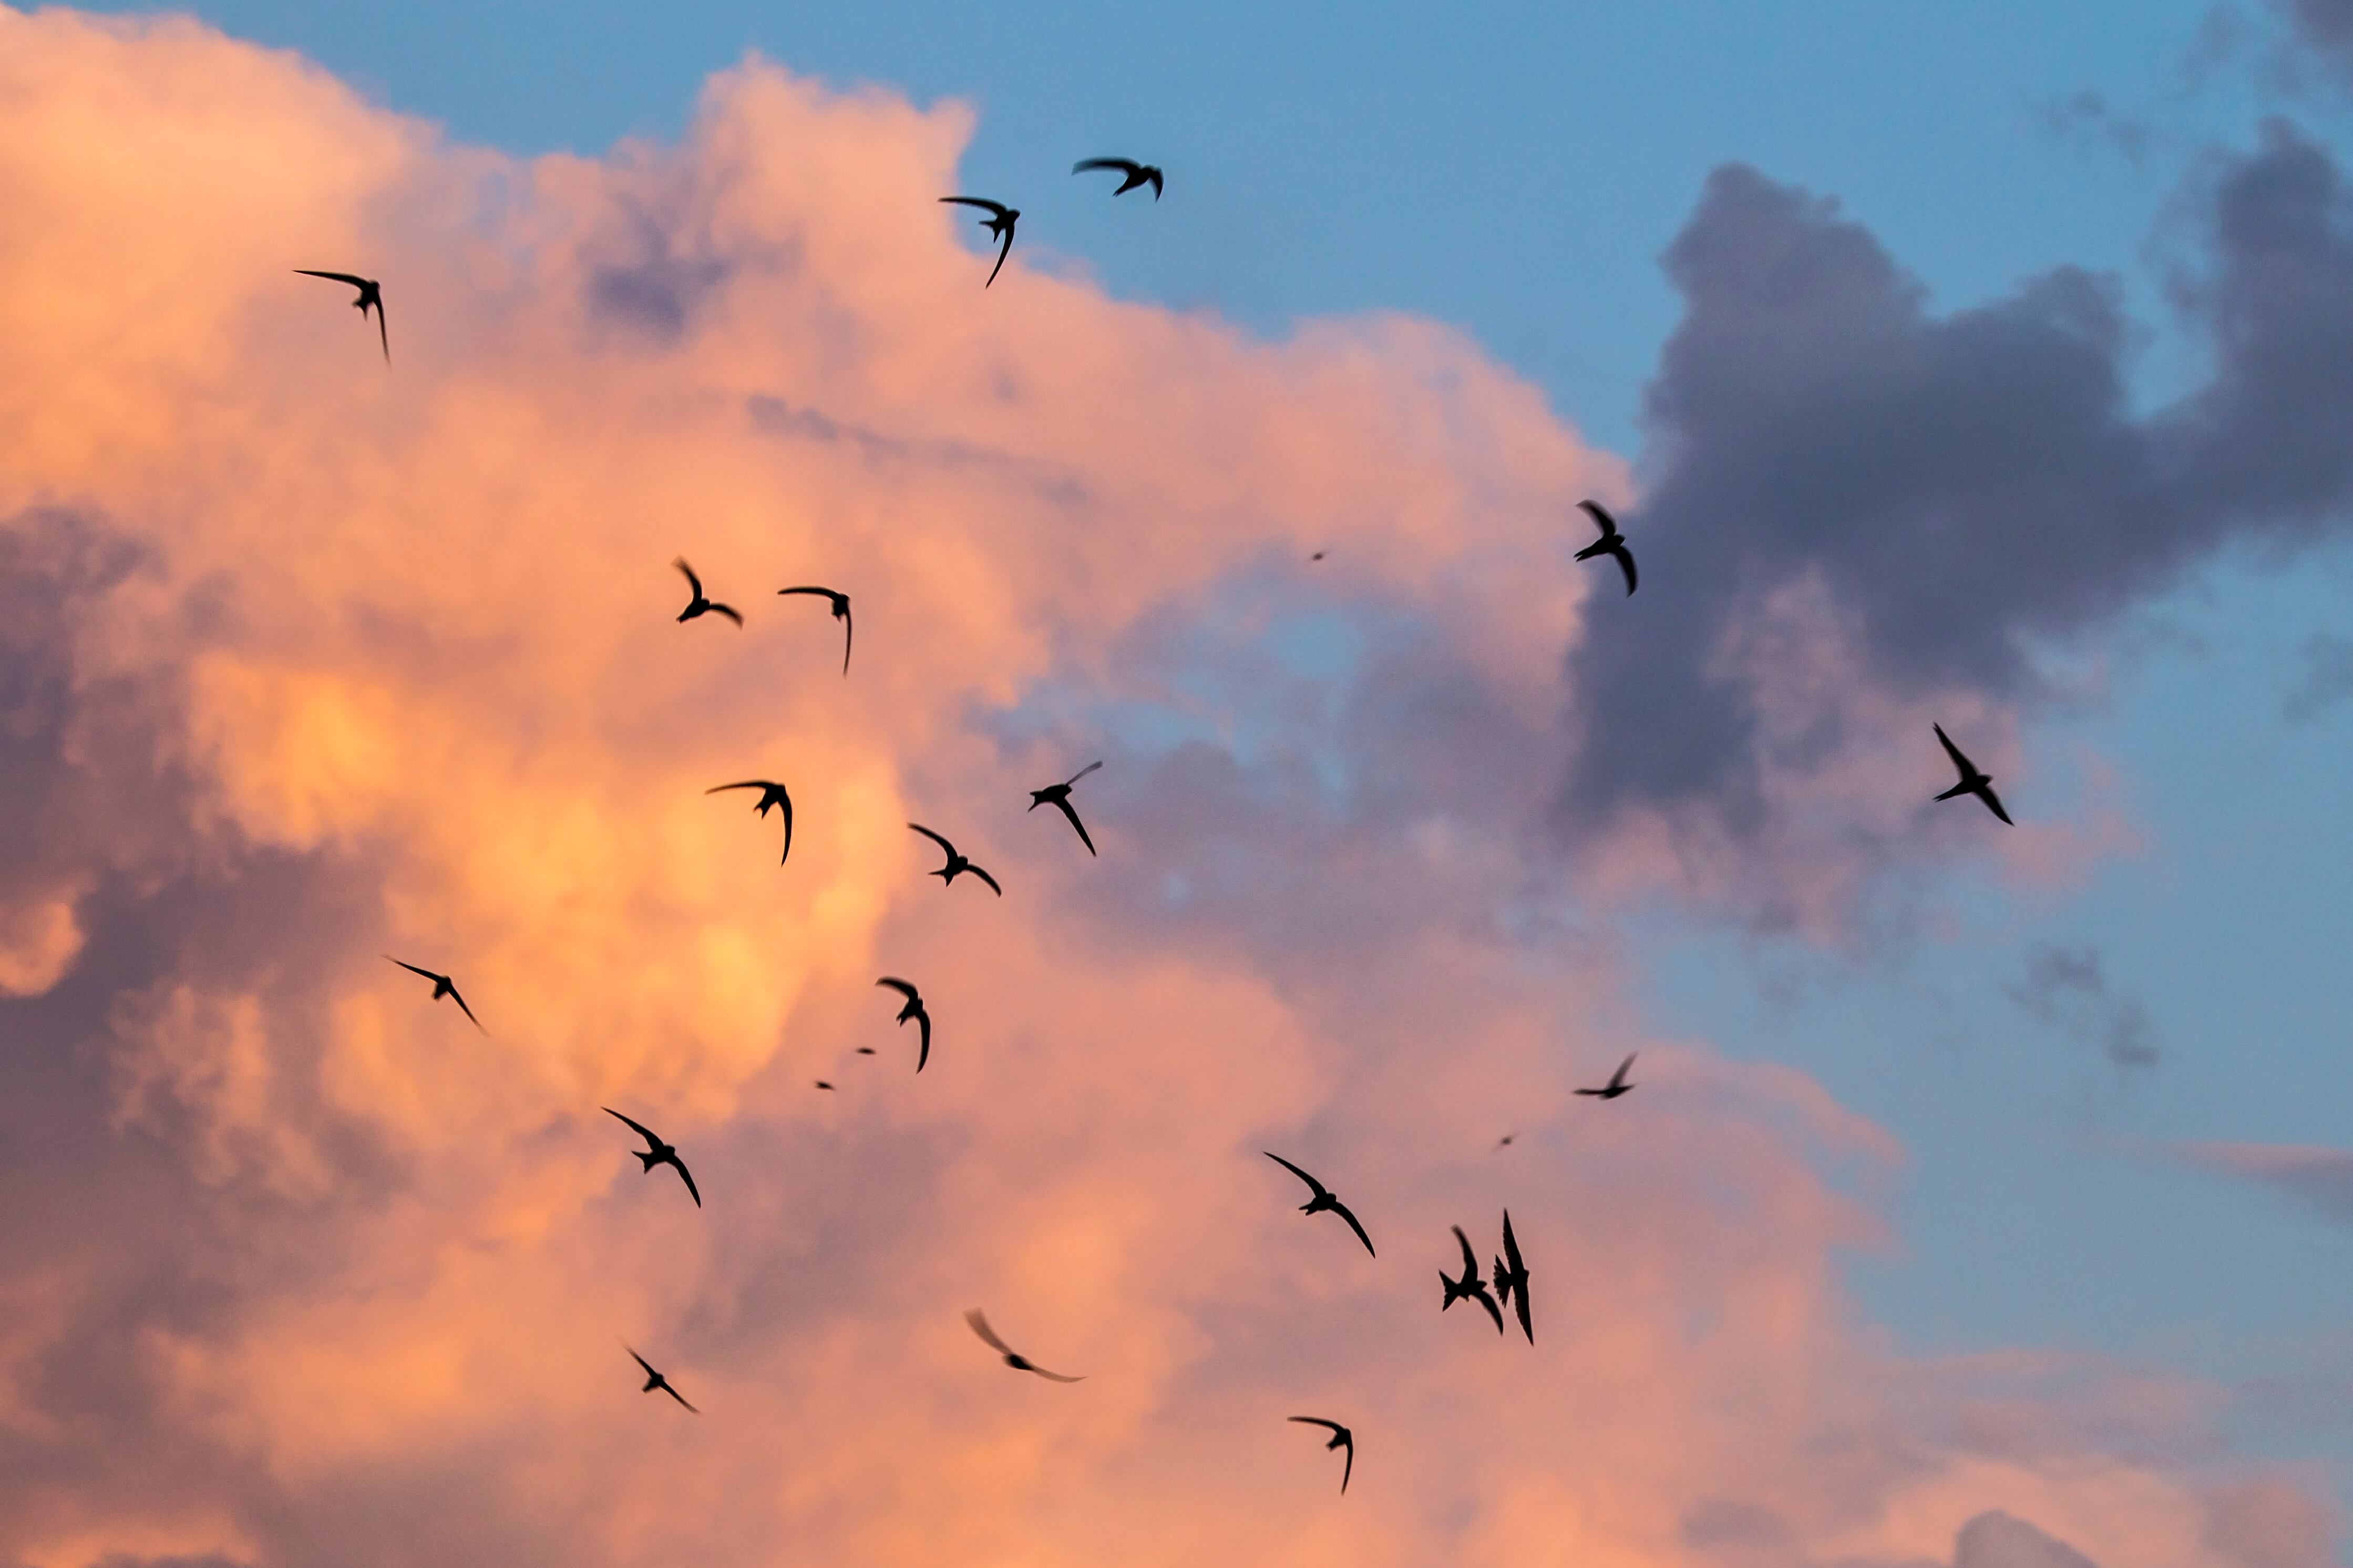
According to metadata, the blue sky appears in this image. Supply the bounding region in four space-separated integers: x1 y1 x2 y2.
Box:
80 0 2353 1521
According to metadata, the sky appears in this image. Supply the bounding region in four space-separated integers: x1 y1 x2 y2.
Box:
8 3 2353 1565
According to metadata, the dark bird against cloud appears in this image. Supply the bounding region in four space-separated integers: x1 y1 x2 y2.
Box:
293 269 387 362
672 558 742 626
1441 1224 1505 1334
602 1107 702 1208
1933 723 2013 825
875 976 932 1072
1287 1417 1354 1494
964 1309 1083 1381
1492 1209 1533 1344
1575 1053 1638 1100
1263 1151 1376 1257
1574 499 1638 596
705 779 794 864
1072 157 1163 200
384 956 484 1031
1027 760 1103 856
626 1347 698 1413
776 585 852 675
939 197 1020 287
907 823 1002 896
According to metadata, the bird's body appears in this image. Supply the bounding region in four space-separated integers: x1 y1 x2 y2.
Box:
294 270 387 362
876 977 932 1071
1492 1210 1533 1344
1574 499 1638 596
1072 157 1164 200
1288 1417 1354 1494
385 956 484 1031
1575 1053 1637 1100
1027 761 1104 856
626 1348 698 1413
939 198 1020 286
1263 1151 1375 1257
908 823 1003 896
673 559 742 626
964 1309 1083 1381
1933 724 2012 825
602 1108 702 1207
1441 1225 1505 1333
705 780 794 864
776 586 852 674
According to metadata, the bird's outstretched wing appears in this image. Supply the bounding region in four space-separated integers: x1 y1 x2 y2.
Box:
1331 1198 1376 1258
1289 1416 1345 1436
670 1156 702 1208
1339 1437 1351 1492
445 985 486 1033
294 270 372 288
662 1383 700 1414
1263 1151 1328 1202
1064 760 1104 788
1472 1285 1505 1334
1979 783 2014 825
1933 724 1974 777
628 1347 659 1379
706 780 771 796
1611 542 1638 595
877 977 919 1004
1073 158 1140 178
1501 1211 1524 1275
914 1010 931 1072
386 956 441 984
602 1107 659 1146
776 586 835 600
1578 499 1620 540
710 602 743 627
1050 798 1097 856
964 1309 1014 1356
985 228 1013 288
1609 1053 1637 1089
908 823 956 857
1452 1225 1481 1276
840 605 851 674
967 864 1004 896
373 296 388 362
674 558 703 597
940 197 1012 219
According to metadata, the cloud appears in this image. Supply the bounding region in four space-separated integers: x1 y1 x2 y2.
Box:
2007 943 2162 1071
2273 0 2353 84
0 8 2330 1567
1559 118 2353 926
2161 1140 2353 1224
2280 632 2353 720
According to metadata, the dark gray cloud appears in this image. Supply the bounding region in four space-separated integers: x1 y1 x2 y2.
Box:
2275 0 2353 82
2007 942 2161 1071
2281 631 2353 720
2164 1140 2353 1224
1564 123 2353 871
1951 1511 2099 1568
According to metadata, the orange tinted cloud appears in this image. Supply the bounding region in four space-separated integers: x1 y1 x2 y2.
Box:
0 7 2309 1567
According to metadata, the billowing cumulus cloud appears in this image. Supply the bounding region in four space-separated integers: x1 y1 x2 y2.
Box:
0 7 2333 1568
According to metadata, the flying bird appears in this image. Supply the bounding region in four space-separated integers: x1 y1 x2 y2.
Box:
1933 724 2013 825
384 956 484 1031
907 823 1002 896
293 270 387 362
602 1108 702 1208
1310 549 1328 562
673 559 742 626
1441 1225 1505 1334
1072 157 1164 200
1494 1132 1517 1151
939 198 1020 286
1287 1417 1354 1494
1263 1152 1375 1257
776 586 852 675
705 779 794 864
1575 1053 1637 1100
1027 761 1104 856
815 1080 835 1091
964 1309 1083 1381
625 1347 698 1413
1492 1210 1533 1344
1574 499 1638 596
876 977 932 1072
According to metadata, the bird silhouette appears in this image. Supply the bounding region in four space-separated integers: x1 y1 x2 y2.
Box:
907 823 1002 896
1288 1417 1354 1494
875 977 932 1071
1027 761 1104 856
705 780 794 864
1072 157 1163 200
939 198 1020 286
1574 499 1637 595
673 559 742 626
1575 1053 1637 1100
776 586 852 675
1933 724 2012 825
1492 1210 1533 1344
1494 1132 1517 1151
815 1080 835 1091
1441 1225 1505 1333
602 1108 701 1207
384 956 484 1031
1263 1152 1375 1257
294 270 387 362
964 1309 1083 1381
625 1347 698 1413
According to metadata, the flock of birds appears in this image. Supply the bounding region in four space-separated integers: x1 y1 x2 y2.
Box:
308 146 2019 1504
